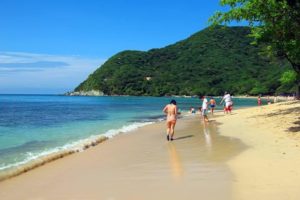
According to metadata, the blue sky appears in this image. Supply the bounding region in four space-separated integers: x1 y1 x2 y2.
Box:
0 0 232 94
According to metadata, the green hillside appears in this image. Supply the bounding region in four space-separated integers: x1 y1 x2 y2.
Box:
75 26 289 96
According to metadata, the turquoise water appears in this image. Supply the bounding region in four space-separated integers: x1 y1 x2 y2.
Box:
0 95 258 171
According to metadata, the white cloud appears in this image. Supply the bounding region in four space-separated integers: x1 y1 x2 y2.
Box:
0 52 106 94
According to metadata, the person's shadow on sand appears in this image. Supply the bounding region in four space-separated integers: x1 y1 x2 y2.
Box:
173 135 194 140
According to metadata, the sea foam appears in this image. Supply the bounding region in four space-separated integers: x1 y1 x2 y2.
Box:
0 121 154 182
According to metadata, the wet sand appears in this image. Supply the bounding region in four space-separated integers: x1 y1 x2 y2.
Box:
0 116 245 200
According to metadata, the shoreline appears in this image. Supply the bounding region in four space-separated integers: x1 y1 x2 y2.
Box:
0 109 233 182
63 91 297 102
0 108 221 182
0 136 108 182
0 113 183 182
0 115 241 200
0 120 158 182
0 101 299 199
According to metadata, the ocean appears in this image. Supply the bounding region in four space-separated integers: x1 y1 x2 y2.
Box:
0 95 259 172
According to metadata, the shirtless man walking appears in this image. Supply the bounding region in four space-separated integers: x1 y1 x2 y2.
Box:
209 97 216 115
163 99 178 141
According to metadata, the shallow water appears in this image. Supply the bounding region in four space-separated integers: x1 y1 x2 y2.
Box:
0 95 256 172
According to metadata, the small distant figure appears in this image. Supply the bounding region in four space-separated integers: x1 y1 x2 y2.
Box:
274 96 278 103
177 108 182 115
201 96 209 122
163 99 178 141
190 107 196 114
209 97 216 115
220 92 233 114
267 96 271 105
257 96 262 106
267 99 271 105
198 107 202 114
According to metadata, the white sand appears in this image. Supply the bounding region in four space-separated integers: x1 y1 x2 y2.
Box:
217 101 300 199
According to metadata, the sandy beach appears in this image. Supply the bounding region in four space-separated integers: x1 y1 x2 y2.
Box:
217 101 300 199
0 101 299 200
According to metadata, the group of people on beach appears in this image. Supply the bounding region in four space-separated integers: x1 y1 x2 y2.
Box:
257 95 297 106
163 92 233 141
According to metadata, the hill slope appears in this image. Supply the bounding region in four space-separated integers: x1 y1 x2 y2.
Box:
75 26 288 96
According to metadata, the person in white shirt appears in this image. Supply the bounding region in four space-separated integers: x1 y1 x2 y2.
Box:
220 92 233 114
201 96 209 122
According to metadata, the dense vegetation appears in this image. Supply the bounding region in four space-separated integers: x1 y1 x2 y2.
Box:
210 0 300 96
75 26 291 96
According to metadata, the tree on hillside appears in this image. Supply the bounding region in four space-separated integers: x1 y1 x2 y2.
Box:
210 0 300 97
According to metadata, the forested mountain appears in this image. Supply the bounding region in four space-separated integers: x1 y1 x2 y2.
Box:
74 26 289 96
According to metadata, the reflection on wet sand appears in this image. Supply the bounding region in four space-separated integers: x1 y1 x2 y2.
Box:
165 120 246 179
167 143 183 180
196 121 246 163
203 123 212 148
161 119 246 200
